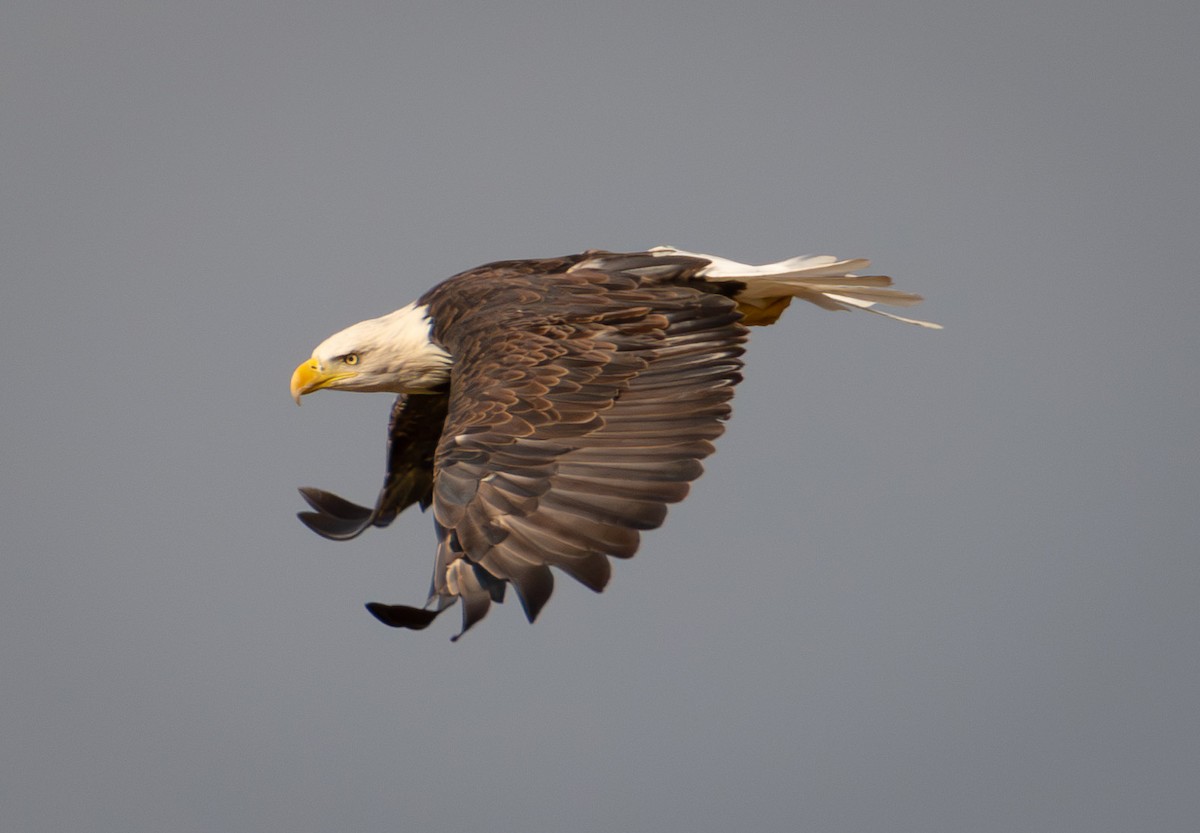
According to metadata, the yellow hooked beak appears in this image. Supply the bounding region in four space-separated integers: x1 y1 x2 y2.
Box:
290 358 357 404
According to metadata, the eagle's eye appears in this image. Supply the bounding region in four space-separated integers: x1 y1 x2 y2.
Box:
342 353 360 366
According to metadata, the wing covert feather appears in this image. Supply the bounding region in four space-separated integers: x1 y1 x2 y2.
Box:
419 266 747 636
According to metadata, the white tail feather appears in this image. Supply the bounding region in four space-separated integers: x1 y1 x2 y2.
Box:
651 246 942 329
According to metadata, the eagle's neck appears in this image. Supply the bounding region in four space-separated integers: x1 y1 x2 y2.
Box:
373 302 453 392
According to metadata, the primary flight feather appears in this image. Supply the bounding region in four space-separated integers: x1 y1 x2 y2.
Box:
290 246 939 639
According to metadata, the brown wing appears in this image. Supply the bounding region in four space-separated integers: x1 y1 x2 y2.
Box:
297 391 448 540
371 261 746 638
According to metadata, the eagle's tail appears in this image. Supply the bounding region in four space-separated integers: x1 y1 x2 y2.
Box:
651 246 942 329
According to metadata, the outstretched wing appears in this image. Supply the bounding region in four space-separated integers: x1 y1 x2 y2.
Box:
296 391 448 540
367 259 747 638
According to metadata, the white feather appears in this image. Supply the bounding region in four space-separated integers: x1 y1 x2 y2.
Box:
651 246 942 329
313 302 453 392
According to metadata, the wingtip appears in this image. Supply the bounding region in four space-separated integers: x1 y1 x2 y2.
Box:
364 602 442 630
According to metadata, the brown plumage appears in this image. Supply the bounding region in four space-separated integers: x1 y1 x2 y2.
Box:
291 247 938 638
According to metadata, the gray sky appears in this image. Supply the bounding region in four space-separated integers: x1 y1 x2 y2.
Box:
2 1 1197 831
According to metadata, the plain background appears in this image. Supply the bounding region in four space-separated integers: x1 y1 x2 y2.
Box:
2 2 1197 831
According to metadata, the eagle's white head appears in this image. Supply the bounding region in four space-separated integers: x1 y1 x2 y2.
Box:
290 302 453 404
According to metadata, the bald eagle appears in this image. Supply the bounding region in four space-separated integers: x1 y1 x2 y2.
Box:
291 247 938 639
